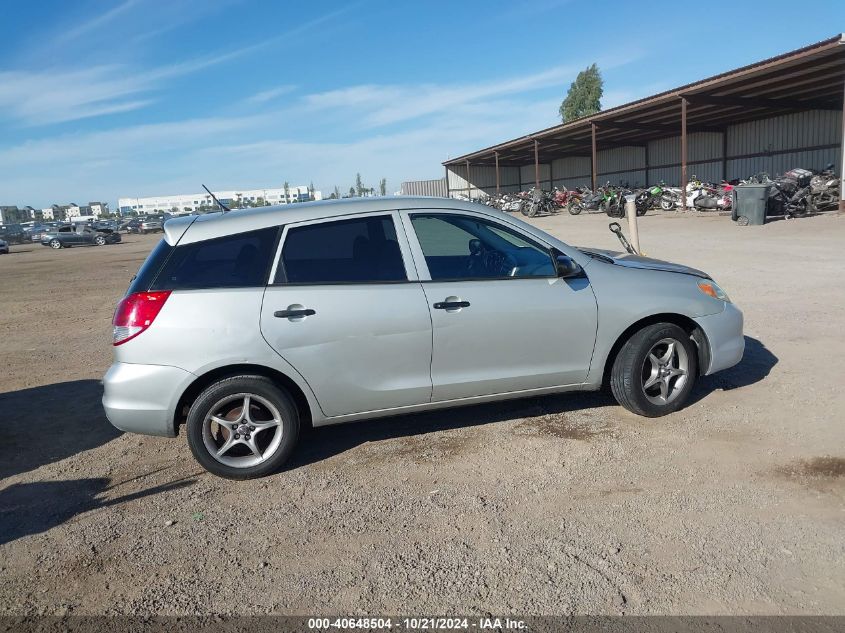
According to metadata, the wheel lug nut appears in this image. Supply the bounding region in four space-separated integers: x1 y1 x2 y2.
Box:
234 433 240 439
248 426 255 431
245 434 251 440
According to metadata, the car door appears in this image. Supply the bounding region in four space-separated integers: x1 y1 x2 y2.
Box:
260 211 433 418
402 210 598 402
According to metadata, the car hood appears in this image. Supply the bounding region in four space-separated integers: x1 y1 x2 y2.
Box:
579 248 710 279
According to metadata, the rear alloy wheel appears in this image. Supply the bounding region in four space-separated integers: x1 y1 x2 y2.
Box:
610 323 698 417
49 239 62 249
186 375 300 479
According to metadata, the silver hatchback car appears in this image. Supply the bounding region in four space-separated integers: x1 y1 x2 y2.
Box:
103 197 743 479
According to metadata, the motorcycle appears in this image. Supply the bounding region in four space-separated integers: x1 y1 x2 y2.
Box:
570 182 616 214
808 163 840 212
632 181 671 215
521 187 557 217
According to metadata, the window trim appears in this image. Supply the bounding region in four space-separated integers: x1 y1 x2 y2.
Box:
402 210 558 283
268 210 419 287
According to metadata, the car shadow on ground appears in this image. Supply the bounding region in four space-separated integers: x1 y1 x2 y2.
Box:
0 379 121 480
0 475 196 546
690 335 777 404
288 335 777 470
288 390 615 471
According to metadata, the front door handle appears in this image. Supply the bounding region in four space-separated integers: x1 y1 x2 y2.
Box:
274 308 316 318
433 300 470 310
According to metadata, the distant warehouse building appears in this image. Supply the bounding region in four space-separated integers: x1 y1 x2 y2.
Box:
119 185 321 215
444 34 845 211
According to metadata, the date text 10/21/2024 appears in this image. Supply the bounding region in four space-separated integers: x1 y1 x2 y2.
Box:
307 617 527 630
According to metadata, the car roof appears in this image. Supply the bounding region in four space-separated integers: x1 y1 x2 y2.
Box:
164 196 516 246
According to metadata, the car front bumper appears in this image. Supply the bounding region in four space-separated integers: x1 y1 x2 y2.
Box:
102 362 196 437
694 302 745 375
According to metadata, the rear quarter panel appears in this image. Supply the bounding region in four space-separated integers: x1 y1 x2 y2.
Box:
114 287 324 420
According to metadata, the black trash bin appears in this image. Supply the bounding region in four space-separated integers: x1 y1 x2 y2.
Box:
732 183 770 226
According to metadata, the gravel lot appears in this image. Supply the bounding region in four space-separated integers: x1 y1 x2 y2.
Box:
1 211 844 616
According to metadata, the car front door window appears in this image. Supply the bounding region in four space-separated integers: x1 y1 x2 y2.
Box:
409 214 556 280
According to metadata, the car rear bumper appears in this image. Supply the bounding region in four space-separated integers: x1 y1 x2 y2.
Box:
102 362 195 437
694 302 745 375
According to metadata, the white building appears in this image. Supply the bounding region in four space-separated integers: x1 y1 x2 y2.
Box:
118 186 321 216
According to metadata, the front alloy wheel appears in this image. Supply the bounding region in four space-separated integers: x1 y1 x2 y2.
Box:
610 323 698 417
49 239 61 249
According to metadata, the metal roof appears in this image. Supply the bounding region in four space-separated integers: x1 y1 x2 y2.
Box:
444 34 845 166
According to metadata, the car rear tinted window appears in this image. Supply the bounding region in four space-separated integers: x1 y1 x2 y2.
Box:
276 215 406 284
148 227 279 290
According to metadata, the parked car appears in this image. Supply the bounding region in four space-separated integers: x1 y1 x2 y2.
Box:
103 197 744 479
138 218 164 234
120 219 141 233
0 238 8 254
26 224 58 242
0 224 25 244
41 224 121 248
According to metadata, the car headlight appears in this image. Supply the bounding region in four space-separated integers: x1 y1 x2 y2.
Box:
697 279 731 302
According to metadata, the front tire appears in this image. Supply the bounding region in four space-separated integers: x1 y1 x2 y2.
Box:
610 323 698 417
186 375 300 479
95 235 106 246
49 239 62 249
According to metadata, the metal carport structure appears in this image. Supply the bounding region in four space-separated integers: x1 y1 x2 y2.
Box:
444 34 845 211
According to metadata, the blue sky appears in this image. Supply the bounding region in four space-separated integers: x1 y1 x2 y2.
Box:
1 0 842 208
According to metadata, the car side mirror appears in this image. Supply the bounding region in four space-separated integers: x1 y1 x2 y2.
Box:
555 254 583 279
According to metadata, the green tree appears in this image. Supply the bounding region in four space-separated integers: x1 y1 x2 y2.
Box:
333 185 341 199
308 181 316 200
348 186 356 198
355 173 365 197
559 63 603 122
379 178 387 196
283 181 290 203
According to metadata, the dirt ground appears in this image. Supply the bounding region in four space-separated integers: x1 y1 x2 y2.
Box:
1 211 844 616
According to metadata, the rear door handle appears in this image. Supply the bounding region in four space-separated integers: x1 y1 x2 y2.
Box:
433 301 470 310
274 308 316 318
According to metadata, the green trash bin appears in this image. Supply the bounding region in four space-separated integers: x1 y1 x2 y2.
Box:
733 183 770 226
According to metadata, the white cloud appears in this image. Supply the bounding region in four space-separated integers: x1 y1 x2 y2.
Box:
53 0 141 44
246 85 297 104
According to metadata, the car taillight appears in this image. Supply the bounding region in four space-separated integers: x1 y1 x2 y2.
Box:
112 291 171 345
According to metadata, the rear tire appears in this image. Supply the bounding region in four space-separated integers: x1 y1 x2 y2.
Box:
610 323 698 417
186 375 300 479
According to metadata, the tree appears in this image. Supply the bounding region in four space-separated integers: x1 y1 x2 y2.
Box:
348 186 356 198
333 185 340 199
559 63 603 122
379 178 387 196
355 173 365 197
283 181 290 203
308 181 315 200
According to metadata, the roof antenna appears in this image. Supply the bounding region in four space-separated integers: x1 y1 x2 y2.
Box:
202 184 230 213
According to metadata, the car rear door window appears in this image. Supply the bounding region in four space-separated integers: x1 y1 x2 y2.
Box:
276 215 406 284
410 214 555 280
150 227 278 290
